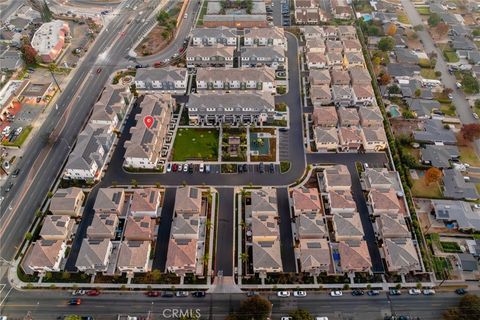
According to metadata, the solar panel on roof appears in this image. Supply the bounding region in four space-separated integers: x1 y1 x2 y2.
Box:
307 242 322 248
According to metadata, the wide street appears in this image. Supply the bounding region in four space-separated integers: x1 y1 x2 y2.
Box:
400 0 478 125
0 289 464 319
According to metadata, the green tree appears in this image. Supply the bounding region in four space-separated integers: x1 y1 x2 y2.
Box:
461 72 480 94
378 36 395 52
388 84 401 95
25 232 33 241
64 316 81 320
474 99 480 109
237 296 272 320
240 252 249 263
443 294 480 320
428 13 441 27
157 10 170 25
289 309 314 320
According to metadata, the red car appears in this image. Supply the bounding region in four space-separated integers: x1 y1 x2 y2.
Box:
146 291 160 297
172 163 178 172
87 290 100 296
153 62 163 68
69 298 81 305
96 67 102 74
179 47 185 53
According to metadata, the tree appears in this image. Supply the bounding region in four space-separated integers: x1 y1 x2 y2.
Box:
386 23 397 36
240 252 249 263
424 167 442 186
388 84 401 95
461 124 480 141
428 13 441 27
25 232 33 241
414 88 421 97
378 36 395 52
20 43 37 65
435 22 449 37
379 73 392 85
156 10 170 25
289 309 314 320
237 296 271 320
475 99 480 109
443 294 480 320
461 72 480 94
64 316 81 320
147 269 162 282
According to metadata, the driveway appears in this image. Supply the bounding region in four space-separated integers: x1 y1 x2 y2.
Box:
214 188 234 276
400 0 478 124
153 187 176 271
276 188 296 272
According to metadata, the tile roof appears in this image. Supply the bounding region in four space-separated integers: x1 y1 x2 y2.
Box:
329 190 356 211
124 216 156 241
333 211 364 239
252 239 282 271
165 238 197 271
369 188 401 213
250 189 278 215
174 186 202 214
338 240 372 271
384 238 420 272
117 241 150 270
130 188 161 214
87 214 119 239
22 240 64 271
323 165 351 189
75 238 111 270
292 187 321 212
299 238 331 272
196 67 275 83
50 187 83 213
40 215 73 239
313 106 338 126
296 212 327 239
314 127 339 144
93 188 125 213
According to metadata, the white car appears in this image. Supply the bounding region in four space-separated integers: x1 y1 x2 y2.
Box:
473 112 479 119
178 164 183 172
330 290 343 297
293 291 307 297
456 82 462 88
277 291 290 297
423 289 436 295
316 318 329 320
2 126 11 136
15 127 22 135
72 290 86 296
166 163 172 172
281 317 292 320
408 289 421 295
199 163 204 173
183 164 188 172
3 161 10 170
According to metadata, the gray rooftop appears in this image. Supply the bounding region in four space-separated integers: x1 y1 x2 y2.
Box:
432 199 480 231
420 145 459 168
442 169 480 200
413 119 457 144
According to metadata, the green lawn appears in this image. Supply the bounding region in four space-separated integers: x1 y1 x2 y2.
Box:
416 7 430 15
443 50 459 63
411 176 443 198
171 128 219 161
397 13 410 24
440 103 456 116
196 1 208 26
2 126 33 147
420 68 438 80
459 146 480 166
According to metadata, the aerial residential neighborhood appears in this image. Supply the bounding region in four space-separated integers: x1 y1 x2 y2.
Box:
0 0 480 319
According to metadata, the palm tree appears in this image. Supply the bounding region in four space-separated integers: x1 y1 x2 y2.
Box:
240 219 246 230
205 219 212 232
240 252 249 263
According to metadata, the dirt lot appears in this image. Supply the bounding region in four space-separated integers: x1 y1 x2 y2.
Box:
135 25 171 56
389 118 422 136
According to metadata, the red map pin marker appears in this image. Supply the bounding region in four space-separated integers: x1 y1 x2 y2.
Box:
144 116 154 129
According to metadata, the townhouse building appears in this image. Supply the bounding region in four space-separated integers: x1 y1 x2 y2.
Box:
243 27 286 48
196 67 275 93
186 45 235 68
134 67 188 94
240 46 286 69
187 92 275 126
123 94 174 169
22 240 67 275
190 27 237 46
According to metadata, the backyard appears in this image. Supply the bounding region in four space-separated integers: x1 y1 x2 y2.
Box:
171 128 219 161
411 175 443 199
459 146 480 166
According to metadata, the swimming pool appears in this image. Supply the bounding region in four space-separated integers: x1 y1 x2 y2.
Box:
389 105 401 117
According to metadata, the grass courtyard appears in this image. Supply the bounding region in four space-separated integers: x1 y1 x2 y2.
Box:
171 128 219 161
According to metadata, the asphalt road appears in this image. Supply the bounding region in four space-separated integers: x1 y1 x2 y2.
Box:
102 32 307 187
276 188 296 272
153 187 177 271
0 0 161 261
215 188 234 277
400 0 478 125
0 289 465 320
0 0 24 21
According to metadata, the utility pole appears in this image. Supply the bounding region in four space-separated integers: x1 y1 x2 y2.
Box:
49 68 62 93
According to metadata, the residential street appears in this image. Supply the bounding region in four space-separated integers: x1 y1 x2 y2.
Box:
0 289 464 320
400 0 478 124
276 188 297 273
215 188 235 277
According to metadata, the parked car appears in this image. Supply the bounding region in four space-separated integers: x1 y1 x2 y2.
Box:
4 182 13 193
72 290 86 296
86 290 100 296
259 162 265 173
178 164 183 172
68 298 81 305
243 164 247 172
96 67 102 74
166 163 172 172
11 168 19 177
205 164 211 173
408 289 421 295
422 289 435 295
367 290 380 296
172 163 178 172
188 163 193 173
389 289 401 296
246 291 258 297
175 291 189 297
269 163 275 173
199 163 205 173
281 317 292 320
2 126 11 136
329 291 342 297
351 290 364 296
146 291 160 297
162 291 174 298
192 291 206 297
277 291 290 297
455 288 467 295
238 164 243 173
293 291 307 297
473 112 479 119
3 161 10 170
183 164 188 172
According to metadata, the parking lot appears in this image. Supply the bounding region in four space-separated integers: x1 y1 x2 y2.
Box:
165 162 280 174
268 0 290 27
